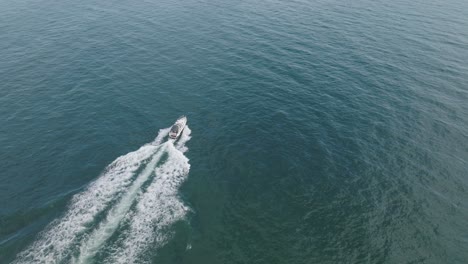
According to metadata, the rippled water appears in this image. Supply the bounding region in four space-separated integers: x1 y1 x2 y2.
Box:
1 0 468 263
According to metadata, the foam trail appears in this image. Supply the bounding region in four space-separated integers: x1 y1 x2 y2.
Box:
151 127 171 146
106 127 192 263
14 129 167 264
74 147 166 264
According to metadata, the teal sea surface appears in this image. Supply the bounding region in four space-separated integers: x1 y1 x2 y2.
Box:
1 0 468 263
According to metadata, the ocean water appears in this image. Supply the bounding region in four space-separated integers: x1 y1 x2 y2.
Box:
1 0 468 263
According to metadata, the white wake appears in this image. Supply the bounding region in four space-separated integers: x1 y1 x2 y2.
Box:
106 127 191 263
14 125 192 264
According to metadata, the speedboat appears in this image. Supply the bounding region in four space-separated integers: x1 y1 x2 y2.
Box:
169 116 187 140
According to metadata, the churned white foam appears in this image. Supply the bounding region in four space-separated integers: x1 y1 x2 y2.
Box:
175 126 192 153
14 125 192 264
73 147 166 264
14 130 166 264
151 127 171 146
106 128 192 264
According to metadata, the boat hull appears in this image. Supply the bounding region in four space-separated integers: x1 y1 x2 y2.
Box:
169 116 187 140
